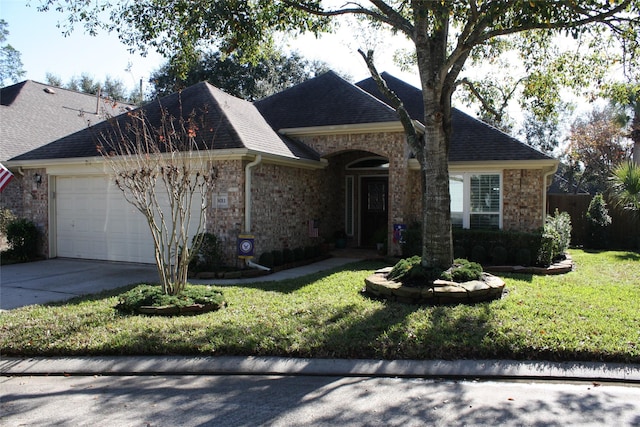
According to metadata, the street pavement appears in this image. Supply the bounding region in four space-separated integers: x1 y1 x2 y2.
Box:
2 373 640 426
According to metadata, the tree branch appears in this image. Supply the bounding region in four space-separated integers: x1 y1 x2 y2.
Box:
357 48 423 161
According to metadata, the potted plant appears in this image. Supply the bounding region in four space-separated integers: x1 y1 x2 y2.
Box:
334 230 347 249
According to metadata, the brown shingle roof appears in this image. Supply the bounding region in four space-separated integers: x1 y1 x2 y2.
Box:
12 82 320 162
356 72 553 162
254 71 399 129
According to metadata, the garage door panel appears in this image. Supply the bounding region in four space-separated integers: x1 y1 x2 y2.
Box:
56 176 200 264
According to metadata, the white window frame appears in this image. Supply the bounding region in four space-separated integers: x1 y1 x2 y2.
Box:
450 172 503 229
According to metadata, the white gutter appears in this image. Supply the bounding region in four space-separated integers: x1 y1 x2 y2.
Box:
244 154 262 233
243 154 271 271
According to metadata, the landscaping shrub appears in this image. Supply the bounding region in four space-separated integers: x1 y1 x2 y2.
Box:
115 284 225 315
470 245 487 264
586 193 611 249
189 233 224 273
0 208 16 236
388 256 482 284
490 245 508 265
271 249 284 266
5 218 39 261
402 224 550 267
283 248 294 264
440 258 483 282
304 246 315 260
516 248 532 266
293 247 304 262
387 255 421 281
258 251 274 268
453 245 466 259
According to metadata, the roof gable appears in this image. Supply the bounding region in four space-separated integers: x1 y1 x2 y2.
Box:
254 71 399 130
356 72 553 162
0 80 131 161
12 81 320 162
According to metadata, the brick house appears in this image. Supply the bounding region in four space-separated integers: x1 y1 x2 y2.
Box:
0 80 130 251
3 71 558 265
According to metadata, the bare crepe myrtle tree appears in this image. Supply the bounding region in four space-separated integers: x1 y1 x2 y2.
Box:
97 99 217 295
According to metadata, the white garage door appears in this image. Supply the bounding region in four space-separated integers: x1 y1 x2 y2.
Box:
56 176 201 264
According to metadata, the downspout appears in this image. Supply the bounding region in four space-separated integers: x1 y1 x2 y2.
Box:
244 155 270 271
244 154 262 233
542 163 559 222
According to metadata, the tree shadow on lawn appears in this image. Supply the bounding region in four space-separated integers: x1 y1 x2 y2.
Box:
210 260 389 294
614 251 640 261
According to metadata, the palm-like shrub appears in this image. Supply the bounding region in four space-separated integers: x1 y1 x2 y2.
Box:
610 161 640 217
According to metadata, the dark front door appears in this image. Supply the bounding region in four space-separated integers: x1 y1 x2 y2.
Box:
360 176 388 247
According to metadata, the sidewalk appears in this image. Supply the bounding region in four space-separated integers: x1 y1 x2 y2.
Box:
2 355 640 383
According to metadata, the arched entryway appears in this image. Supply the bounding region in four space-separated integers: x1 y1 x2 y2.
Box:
323 152 390 249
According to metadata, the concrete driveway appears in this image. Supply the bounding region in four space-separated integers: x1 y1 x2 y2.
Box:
0 259 158 310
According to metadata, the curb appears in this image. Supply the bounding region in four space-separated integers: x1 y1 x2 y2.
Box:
2 356 640 383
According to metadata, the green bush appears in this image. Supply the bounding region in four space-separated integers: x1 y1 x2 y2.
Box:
402 225 549 267
490 245 508 265
546 209 572 254
304 246 315 260
271 249 284 266
0 208 16 236
293 247 304 262
283 248 294 264
388 255 421 281
189 233 224 273
388 256 482 284
115 284 225 315
5 218 39 261
586 194 611 249
516 248 532 266
440 258 483 282
470 245 487 264
258 251 274 268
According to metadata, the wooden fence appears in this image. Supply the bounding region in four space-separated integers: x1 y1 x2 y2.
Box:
547 194 639 249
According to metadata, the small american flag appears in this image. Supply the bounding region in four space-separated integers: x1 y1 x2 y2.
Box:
0 163 14 192
308 219 319 238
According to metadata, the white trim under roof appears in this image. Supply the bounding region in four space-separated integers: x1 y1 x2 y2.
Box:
279 120 425 137
409 158 559 171
4 148 327 172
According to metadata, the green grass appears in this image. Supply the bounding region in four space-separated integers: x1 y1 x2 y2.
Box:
1 249 639 362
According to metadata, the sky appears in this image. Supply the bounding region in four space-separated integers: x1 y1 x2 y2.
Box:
0 0 419 93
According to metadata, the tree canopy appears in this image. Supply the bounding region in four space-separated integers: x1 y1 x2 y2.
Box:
149 49 331 100
46 72 135 102
38 0 640 270
0 20 25 86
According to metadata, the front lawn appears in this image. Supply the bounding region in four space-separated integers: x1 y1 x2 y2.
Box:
1 249 639 362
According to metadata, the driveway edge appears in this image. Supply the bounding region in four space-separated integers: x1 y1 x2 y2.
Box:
2 356 639 382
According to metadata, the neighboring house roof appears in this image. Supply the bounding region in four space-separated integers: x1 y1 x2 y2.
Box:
355 72 554 163
0 80 131 161
12 81 320 162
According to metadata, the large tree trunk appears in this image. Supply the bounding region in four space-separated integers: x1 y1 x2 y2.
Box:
415 14 454 271
420 122 453 270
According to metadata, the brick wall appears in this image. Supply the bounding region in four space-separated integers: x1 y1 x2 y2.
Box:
0 169 49 257
250 162 328 257
503 169 544 231
204 159 245 266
